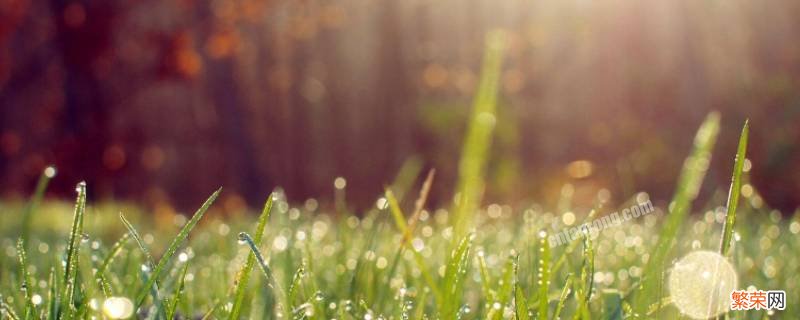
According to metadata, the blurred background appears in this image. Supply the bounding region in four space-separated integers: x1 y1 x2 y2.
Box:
1 0 799 214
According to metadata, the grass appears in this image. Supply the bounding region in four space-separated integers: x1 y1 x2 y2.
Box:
0 32 796 320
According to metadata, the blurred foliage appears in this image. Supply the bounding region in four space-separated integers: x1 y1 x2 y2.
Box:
0 0 799 212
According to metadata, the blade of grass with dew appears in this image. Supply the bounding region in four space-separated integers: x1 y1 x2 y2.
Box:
489 255 516 320
514 255 531 320
719 119 749 256
439 232 474 318
553 274 573 320
120 213 157 268
377 171 435 310
95 232 130 281
15 239 33 319
477 251 495 303
165 261 189 320
578 236 595 319
238 232 287 318
451 30 506 242
20 167 55 253
515 281 530 320
134 187 221 307
634 112 720 315
288 262 307 309
229 193 274 319
120 212 162 309
537 232 552 320
20 166 55 249
59 181 86 317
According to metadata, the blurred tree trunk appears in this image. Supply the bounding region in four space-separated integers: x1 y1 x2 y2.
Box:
48 0 113 195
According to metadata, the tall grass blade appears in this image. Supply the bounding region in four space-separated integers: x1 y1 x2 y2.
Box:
515 283 530 320
59 181 87 317
20 166 55 248
120 212 162 309
489 255 515 320
452 30 506 242
389 156 423 201
553 274 573 320
165 261 190 320
95 232 130 278
634 112 720 314
238 232 286 317
537 232 551 320
229 193 274 319
477 252 495 303
15 238 33 319
719 119 749 256
134 187 221 307
439 232 474 318
385 188 442 301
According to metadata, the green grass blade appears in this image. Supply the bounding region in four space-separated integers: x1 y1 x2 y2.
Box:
120 213 156 269
0 293 21 320
513 253 529 320
20 166 55 249
134 187 221 307
15 238 33 319
389 156 424 202
385 188 442 301
120 212 162 308
95 232 130 278
439 232 474 318
238 232 286 317
452 30 507 242
229 193 274 319
166 261 190 320
634 112 720 314
477 252 495 303
59 181 87 317
515 283 530 320
553 274 573 320
46 267 57 320
537 232 552 320
719 119 749 256
490 255 515 320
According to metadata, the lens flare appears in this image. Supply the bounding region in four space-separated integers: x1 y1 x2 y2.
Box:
668 251 737 319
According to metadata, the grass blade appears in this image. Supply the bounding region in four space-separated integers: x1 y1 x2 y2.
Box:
719 119 749 256
95 232 131 278
15 239 33 319
229 193 274 319
515 283 530 320
452 30 506 242
20 166 55 249
0 293 21 320
537 232 552 320
385 188 442 301
477 251 495 303
439 232 474 318
489 255 515 320
59 181 87 317
134 187 221 307
238 232 286 317
634 112 720 314
166 261 190 320
553 274 573 320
